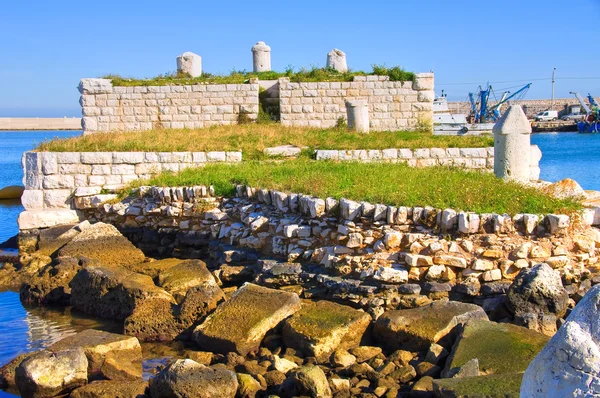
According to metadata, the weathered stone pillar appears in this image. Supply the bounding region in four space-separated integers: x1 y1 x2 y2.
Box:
176 52 202 77
252 41 271 72
326 49 348 73
346 100 369 133
493 105 532 181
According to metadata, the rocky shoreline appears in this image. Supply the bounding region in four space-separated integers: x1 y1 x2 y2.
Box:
1 188 600 397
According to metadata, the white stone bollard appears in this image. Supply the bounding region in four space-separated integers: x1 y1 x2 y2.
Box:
326 49 348 73
493 105 532 182
346 100 369 133
252 41 271 73
176 52 202 77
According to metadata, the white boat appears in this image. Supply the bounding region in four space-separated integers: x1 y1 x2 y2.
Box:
433 95 494 136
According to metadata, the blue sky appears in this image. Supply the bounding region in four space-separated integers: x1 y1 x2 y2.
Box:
1 0 599 117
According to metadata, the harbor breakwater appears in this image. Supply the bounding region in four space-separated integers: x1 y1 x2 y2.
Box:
0 118 81 131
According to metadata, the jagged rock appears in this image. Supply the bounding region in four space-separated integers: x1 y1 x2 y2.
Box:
50 329 142 381
58 222 145 267
149 359 237 398
70 380 148 398
282 300 370 362
280 365 332 398
177 281 225 327
20 256 83 305
373 301 488 351
348 346 382 363
442 320 549 378
410 375 434 397
15 348 88 398
544 178 586 200
194 283 301 355
124 258 186 279
70 265 175 320
157 259 216 302
17 252 52 276
124 298 180 342
237 373 262 398
454 358 480 378
36 223 80 256
433 373 523 398
0 353 31 391
521 284 600 397
330 349 356 368
507 263 569 335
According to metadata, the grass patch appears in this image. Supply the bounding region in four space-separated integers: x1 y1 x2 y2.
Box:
36 125 493 159
103 65 414 86
131 160 580 215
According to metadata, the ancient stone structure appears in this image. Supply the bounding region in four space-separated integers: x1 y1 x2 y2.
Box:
251 41 271 72
279 73 433 130
176 52 202 77
346 100 369 133
493 105 535 182
78 78 259 134
326 49 348 73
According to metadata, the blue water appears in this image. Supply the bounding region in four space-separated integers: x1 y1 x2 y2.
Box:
531 132 600 191
0 131 81 244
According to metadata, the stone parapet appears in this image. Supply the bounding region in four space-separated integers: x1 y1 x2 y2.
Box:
78 78 259 134
278 74 434 130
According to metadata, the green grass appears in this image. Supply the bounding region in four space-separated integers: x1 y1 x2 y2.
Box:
132 160 580 215
103 65 415 86
36 125 494 160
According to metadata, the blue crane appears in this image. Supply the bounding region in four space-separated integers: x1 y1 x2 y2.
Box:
469 83 532 123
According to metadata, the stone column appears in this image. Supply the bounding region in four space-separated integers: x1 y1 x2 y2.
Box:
346 100 369 133
252 41 271 72
176 52 202 77
326 49 348 72
493 105 532 181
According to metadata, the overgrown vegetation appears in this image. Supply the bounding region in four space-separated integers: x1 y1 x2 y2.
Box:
103 65 415 86
37 125 494 160
130 160 580 215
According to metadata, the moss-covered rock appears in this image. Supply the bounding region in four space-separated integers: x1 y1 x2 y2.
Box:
279 365 332 398
69 265 175 320
36 223 79 257
432 372 523 398
58 222 145 267
157 259 216 303
50 329 142 381
282 300 371 362
373 301 488 351
442 320 549 378
69 380 148 398
194 283 301 355
20 256 83 305
124 258 185 279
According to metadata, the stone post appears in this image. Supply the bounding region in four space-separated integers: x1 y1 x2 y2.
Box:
346 100 369 133
252 41 271 72
493 105 532 181
176 52 202 77
326 49 348 73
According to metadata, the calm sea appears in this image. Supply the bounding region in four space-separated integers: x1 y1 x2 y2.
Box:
0 131 598 396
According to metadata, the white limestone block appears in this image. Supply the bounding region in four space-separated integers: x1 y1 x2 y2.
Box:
346 100 369 133
251 41 271 72
78 78 113 94
18 210 81 230
176 52 202 77
521 284 600 397
326 49 348 73
412 73 434 91
44 189 73 209
21 190 44 210
493 105 532 182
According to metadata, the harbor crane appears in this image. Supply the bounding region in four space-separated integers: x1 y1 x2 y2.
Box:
468 83 532 123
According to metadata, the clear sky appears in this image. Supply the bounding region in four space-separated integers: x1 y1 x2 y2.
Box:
1 0 599 117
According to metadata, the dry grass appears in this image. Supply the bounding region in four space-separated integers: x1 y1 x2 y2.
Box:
37 125 494 159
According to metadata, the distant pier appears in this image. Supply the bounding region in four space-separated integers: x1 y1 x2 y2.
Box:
0 118 82 131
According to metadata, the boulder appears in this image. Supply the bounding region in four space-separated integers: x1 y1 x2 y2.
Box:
279 365 332 398
58 222 145 267
237 373 262 398
69 265 175 320
124 258 186 279
521 284 600 397
36 223 80 256
432 373 523 398
194 283 301 355
69 380 148 398
442 320 549 378
149 359 237 398
15 348 88 398
507 263 569 335
157 259 216 303
50 329 142 381
373 301 488 351
0 353 32 391
282 300 371 362
20 256 82 305
543 178 586 200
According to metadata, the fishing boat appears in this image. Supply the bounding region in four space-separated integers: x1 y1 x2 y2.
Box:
433 83 532 135
572 93 600 133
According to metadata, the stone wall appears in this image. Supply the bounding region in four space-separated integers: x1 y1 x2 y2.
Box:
315 147 495 169
279 74 434 130
448 97 600 119
79 79 259 134
18 150 242 229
